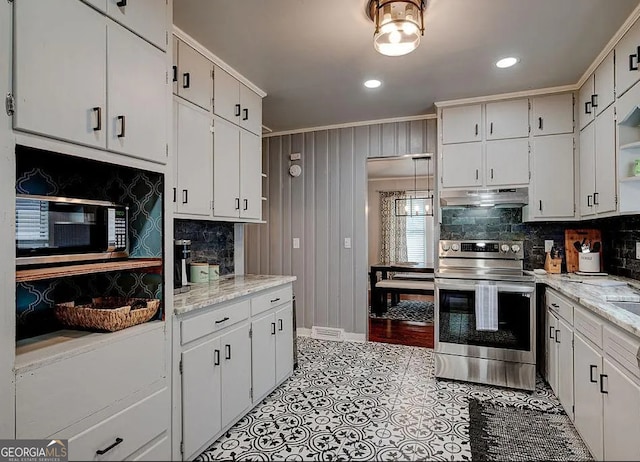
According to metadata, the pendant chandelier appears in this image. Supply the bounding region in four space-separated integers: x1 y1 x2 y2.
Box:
366 0 426 57
394 156 434 217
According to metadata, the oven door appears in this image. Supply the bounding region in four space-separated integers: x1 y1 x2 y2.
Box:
435 278 535 364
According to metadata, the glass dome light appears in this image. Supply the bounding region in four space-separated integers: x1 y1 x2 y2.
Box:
367 0 425 57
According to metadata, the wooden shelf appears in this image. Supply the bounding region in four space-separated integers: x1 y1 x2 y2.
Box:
16 258 162 283
620 141 640 150
619 176 640 183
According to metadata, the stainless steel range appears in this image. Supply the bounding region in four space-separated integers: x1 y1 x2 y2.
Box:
435 240 536 391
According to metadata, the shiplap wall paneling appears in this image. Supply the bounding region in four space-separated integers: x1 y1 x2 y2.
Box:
245 118 435 334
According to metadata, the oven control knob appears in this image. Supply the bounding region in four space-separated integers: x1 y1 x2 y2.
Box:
451 243 460 251
501 244 510 253
441 242 450 251
511 244 521 253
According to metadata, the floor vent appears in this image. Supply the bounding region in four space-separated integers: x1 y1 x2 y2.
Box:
311 326 344 341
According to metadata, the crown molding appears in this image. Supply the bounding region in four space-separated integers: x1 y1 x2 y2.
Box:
434 84 577 108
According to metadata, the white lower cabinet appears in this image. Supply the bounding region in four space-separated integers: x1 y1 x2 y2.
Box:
220 323 252 426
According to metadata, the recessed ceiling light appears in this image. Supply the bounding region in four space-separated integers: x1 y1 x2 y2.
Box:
364 79 382 89
496 57 518 68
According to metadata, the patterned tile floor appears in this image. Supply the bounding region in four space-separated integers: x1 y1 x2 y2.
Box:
196 337 570 461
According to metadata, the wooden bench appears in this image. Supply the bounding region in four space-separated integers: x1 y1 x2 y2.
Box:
372 279 435 316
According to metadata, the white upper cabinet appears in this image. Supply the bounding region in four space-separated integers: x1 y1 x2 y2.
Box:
106 0 167 51
239 130 263 220
593 105 617 214
214 66 263 136
530 134 574 219
616 17 640 98
175 39 214 112
579 122 597 217
14 0 107 149
107 21 167 163
213 117 241 218
579 75 596 131
532 93 574 136
594 51 615 115
485 99 529 140
441 105 482 144
440 143 483 188
172 36 178 95
485 139 529 186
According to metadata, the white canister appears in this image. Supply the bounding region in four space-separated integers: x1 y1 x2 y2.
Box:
189 262 209 283
209 264 220 281
578 252 600 273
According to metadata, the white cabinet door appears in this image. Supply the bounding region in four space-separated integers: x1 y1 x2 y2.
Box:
531 135 574 218
574 333 604 461
594 105 617 214
240 130 263 220
485 99 529 140
172 36 178 95
220 323 251 428
616 18 640 98
532 93 574 136
251 313 276 401
177 40 213 112
275 303 294 384
176 101 213 216
240 84 263 136
603 358 640 461
546 309 558 392
14 0 107 149
441 105 482 144
594 51 615 115
106 0 167 51
578 75 595 131
214 66 241 124
556 316 574 420
579 122 596 217
213 117 241 218
181 338 221 460
107 21 167 164
441 143 482 188
485 139 529 187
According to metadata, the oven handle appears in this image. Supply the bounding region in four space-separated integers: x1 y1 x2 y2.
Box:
435 279 535 293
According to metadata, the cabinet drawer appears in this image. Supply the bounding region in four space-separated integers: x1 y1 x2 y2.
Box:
68 387 169 461
574 307 603 348
16 324 166 439
181 299 249 345
547 290 573 324
251 285 293 316
604 325 640 380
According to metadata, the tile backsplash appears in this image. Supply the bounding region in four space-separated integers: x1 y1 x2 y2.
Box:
174 219 235 275
440 208 640 280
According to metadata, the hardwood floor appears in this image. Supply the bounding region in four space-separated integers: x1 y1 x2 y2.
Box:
369 318 434 348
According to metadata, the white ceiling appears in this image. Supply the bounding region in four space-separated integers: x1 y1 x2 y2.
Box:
174 0 640 133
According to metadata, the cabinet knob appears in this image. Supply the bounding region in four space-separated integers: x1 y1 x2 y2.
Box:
539 200 543 211
589 365 597 383
225 344 231 360
593 192 599 206
587 195 593 207
172 65 178 83
629 48 639 71
183 72 190 89
235 104 241 117
235 198 240 210
538 117 543 130
585 101 592 115
214 349 220 366
599 374 608 394
117 115 126 138
242 108 249 121
271 322 276 335
591 94 598 108
278 319 283 331
474 123 478 136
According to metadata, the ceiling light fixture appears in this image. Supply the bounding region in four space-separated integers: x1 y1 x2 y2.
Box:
496 57 518 68
364 79 382 88
366 0 426 57
394 156 433 217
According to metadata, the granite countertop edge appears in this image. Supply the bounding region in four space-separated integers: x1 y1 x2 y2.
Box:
174 274 297 315
535 273 640 339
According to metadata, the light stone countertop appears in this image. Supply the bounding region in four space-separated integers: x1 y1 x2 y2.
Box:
173 274 297 315
534 273 640 338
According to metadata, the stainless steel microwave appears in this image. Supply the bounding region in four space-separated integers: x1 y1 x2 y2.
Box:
16 194 129 266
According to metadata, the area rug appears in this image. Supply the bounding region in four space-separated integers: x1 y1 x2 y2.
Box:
468 398 593 461
369 300 434 323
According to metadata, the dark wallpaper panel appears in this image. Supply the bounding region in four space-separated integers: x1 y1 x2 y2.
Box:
174 219 235 275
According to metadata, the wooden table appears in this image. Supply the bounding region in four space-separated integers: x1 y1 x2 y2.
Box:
369 263 435 314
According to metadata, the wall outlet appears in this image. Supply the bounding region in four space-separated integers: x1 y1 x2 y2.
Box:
545 240 554 253
636 241 640 259
290 152 301 161
344 237 351 249
293 238 300 249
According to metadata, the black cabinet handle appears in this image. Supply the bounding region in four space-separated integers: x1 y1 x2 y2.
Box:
475 169 479 180
96 438 123 455
182 189 188 204
172 65 177 82
590 365 598 383
225 344 231 360
551 303 559 308
215 316 229 324
235 104 241 117
271 322 276 335
117 115 126 138
474 123 478 136
214 349 220 366
183 72 190 89
538 117 543 130
490 122 494 135
539 200 543 211
555 329 560 343
116 0 126 6
92 107 102 131
630 49 639 71
173 187 176 203
242 108 249 121
549 326 554 339
490 168 494 180
587 195 593 207
591 94 598 108
243 199 248 210
585 101 592 115
600 374 608 394
270 297 280 303
593 192 599 205
235 198 240 210
278 319 283 331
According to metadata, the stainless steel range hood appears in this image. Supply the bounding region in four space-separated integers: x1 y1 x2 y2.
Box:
440 188 529 208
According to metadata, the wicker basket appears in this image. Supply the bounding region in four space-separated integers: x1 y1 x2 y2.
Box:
54 297 160 332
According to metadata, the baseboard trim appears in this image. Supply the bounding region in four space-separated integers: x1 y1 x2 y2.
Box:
296 327 365 343
297 327 311 337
